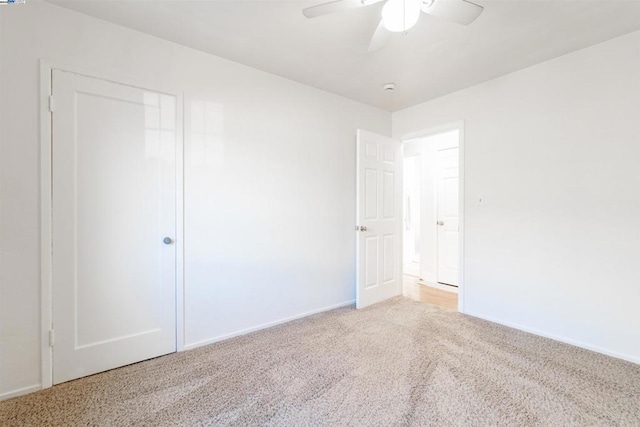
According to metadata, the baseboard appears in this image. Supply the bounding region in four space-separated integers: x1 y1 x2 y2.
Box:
0 384 42 402
464 310 640 365
183 299 356 351
417 280 458 294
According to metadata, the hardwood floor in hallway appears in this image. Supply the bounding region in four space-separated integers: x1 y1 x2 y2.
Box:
403 278 458 310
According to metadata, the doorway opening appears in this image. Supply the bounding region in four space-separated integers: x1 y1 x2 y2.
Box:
402 128 461 310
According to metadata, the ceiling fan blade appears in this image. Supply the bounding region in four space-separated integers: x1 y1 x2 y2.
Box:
303 0 364 18
421 0 483 25
368 19 392 52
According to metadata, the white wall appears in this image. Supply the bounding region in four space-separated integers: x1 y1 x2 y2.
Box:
0 1 390 399
393 30 640 362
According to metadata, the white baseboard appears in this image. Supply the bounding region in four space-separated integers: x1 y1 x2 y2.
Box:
0 384 42 402
464 310 640 365
183 299 356 351
418 280 458 294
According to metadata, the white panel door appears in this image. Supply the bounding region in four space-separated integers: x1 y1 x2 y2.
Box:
356 129 402 308
436 147 459 286
51 70 177 384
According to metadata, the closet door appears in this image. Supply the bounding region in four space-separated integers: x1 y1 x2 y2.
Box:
436 147 459 286
51 70 177 384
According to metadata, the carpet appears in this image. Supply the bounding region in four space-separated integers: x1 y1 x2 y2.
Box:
1 297 639 426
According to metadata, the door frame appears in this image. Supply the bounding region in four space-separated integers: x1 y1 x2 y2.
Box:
398 121 465 313
39 60 185 390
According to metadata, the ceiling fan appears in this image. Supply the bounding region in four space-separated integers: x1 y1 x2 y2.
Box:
303 0 484 52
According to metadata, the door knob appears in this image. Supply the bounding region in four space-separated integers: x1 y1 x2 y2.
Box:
437 221 444 226
163 237 173 245
355 226 368 232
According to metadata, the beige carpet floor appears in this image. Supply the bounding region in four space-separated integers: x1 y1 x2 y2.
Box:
1 297 639 426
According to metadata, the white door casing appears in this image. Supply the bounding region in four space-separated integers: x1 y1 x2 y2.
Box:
51 70 177 384
436 147 459 286
356 129 403 309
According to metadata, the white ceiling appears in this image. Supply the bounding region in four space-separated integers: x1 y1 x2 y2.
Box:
47 0 640 111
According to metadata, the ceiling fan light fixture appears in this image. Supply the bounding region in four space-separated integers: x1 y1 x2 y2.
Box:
381 0 421 33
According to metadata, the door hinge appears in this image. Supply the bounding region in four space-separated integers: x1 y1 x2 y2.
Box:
48 95 55 112
48 329 55 347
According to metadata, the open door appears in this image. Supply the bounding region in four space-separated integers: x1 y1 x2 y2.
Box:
356 129 403 308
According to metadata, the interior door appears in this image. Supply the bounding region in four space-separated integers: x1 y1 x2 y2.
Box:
51 70 177 384
356 129 402 308
436 147 459 286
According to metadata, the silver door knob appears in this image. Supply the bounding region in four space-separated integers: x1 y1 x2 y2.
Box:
437 221 444 226
355 226 368 232
163 237 173 245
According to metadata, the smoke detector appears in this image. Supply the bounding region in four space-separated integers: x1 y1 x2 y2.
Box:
383 83 396 92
